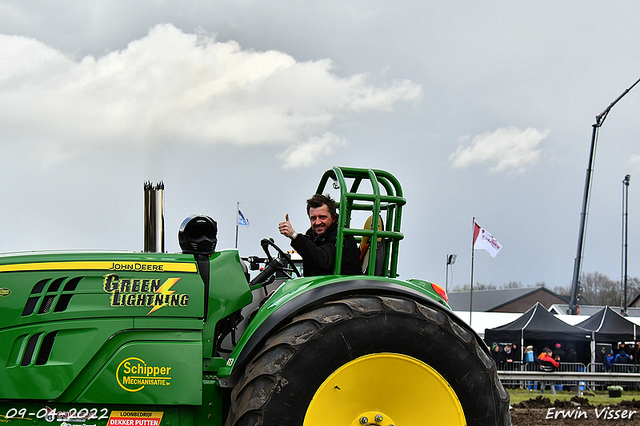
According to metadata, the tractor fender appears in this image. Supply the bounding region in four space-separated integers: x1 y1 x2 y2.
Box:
217 275 483 387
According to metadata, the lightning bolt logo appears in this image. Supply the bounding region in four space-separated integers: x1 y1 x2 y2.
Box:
147 277 181 315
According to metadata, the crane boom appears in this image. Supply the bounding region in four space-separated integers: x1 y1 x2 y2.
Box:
569 77 640 315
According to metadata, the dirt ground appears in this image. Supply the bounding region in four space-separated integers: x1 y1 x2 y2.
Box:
510 396 640 425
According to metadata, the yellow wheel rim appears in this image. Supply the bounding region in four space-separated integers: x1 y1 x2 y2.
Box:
303 353 466 426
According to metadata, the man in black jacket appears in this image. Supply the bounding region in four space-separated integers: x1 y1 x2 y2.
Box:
278 194 361 276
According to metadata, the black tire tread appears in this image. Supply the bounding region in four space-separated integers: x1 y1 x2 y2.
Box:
225 295 511 426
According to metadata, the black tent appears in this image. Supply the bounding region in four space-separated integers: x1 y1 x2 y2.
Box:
576 306 637 364
484 303 592 363
575 306 637 342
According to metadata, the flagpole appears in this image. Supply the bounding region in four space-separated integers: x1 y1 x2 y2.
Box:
235 202 239 249
470 217 475 327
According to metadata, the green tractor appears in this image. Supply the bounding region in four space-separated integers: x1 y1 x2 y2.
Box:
0 167 510 426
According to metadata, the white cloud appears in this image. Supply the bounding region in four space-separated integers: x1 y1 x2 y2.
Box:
449 126 550 173
0 23 422 167
630 154 640 169
279 132 346 169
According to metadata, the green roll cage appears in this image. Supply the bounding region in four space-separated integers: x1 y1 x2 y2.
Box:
315 166 406 278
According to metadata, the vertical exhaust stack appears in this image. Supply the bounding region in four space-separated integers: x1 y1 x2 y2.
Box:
144 181 165 253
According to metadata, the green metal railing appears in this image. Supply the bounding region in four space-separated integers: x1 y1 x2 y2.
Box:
315 166 406 277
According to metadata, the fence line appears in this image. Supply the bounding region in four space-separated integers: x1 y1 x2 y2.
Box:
497 362 640 392
495 361 588 372
497 371 640 382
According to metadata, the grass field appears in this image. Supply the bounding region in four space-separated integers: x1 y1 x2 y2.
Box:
508 387 640 405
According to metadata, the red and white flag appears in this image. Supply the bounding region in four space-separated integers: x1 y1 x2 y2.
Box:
474 223 502 258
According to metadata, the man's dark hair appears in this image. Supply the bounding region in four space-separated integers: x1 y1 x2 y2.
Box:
306 194 337 218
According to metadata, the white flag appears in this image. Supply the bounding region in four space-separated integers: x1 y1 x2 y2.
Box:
474 222 502 257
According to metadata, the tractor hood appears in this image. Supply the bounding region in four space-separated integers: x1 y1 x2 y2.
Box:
0 250 204 327
0 250 206 402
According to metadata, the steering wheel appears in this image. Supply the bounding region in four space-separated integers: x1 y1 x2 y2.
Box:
260 238 301 279
249 239 301 287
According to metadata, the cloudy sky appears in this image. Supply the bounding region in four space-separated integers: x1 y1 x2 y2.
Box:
1 1 640 297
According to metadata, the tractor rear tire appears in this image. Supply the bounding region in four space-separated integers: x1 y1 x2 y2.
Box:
225 295 511 426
